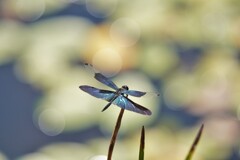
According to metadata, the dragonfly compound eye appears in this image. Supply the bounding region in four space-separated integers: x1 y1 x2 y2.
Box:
122 85 129 90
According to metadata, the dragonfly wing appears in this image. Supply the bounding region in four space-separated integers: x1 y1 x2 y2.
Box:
122 90 146 97
79 85 115 101
84 63 119 90
95 73 119 90
112 95 152 115
123 90 160 97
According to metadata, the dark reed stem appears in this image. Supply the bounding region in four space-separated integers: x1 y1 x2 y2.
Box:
139 126 145 160
185 124 204 160
107 108 125 160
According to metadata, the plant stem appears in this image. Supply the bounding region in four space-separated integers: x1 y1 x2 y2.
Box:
107 108 125 160
139 126 145 160
185 124 204 160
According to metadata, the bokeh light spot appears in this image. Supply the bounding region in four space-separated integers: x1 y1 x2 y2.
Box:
92 48 122 76
14 0 45 21
89 155 108 160
38 109 65 136
110 18 141 47
86 0 118 18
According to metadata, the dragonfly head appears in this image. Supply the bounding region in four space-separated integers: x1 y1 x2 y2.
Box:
122 85 129 90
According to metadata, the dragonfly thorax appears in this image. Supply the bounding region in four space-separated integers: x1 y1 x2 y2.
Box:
121 85 129 90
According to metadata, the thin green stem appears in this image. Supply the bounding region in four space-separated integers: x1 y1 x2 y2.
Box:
107 108 125 160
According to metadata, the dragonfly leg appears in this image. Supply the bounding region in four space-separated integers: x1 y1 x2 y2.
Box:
102 95 118 112
102 102 112 112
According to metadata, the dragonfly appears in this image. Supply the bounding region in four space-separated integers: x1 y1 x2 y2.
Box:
79 64 159 115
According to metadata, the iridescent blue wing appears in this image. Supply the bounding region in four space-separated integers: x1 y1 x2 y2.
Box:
79 85 115 101
84 63 119 90
112 95 152 115
122 90 146 97
95 73 119 90
122 90 160 97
